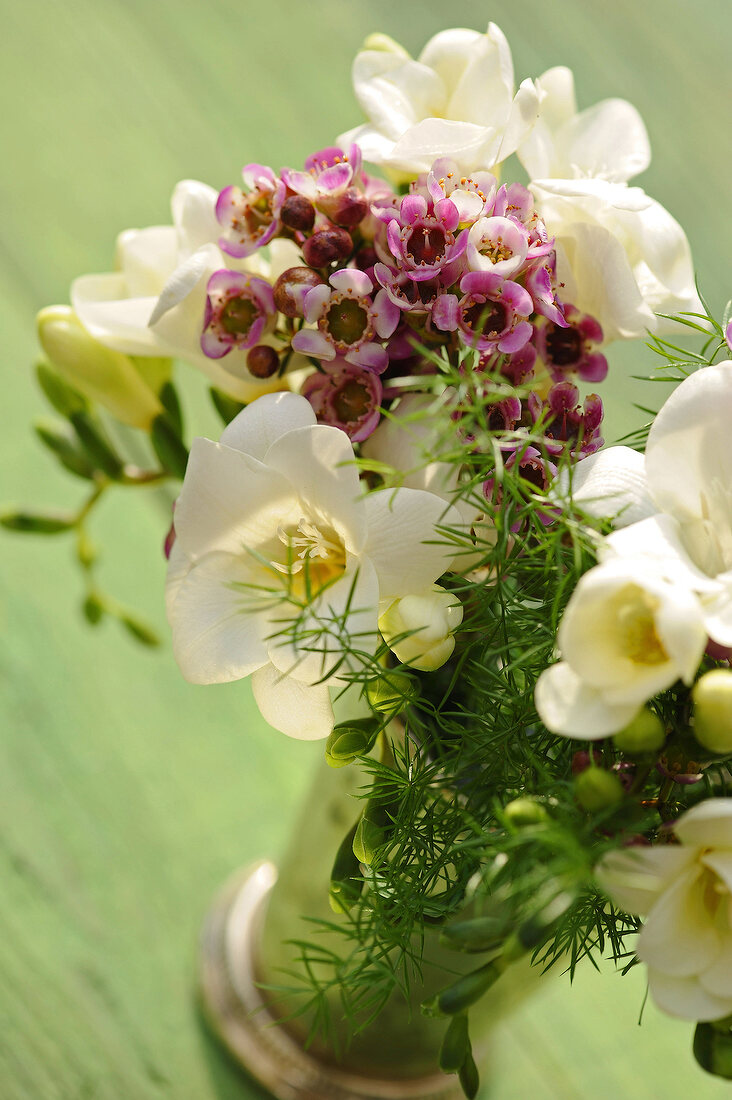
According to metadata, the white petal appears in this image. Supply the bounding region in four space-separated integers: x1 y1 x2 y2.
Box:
363 488 460 599
336 123 401 167
558 446 655 527
702 583 732 648
174 438 297 560
353 51 444 139
699 933 732 999
219 393 316 461
534 660 638 738
251 663 334 740
115 226 178 296
603 514 720 593
171 179 220 255
639 864 719 977
645 361 732 522
166 550 269 684
437 27 514 127
648 967 732 1022
560 98 650 182
148 244 218 326
535 66 577 130
71 273 162 355
493 79 541 164
675 799 732 849
596 846 696 916
388 119 501 175
264 425 367 554
701 851 732 895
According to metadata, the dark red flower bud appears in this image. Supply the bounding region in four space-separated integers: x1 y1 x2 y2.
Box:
246 344 280 378
272 266 324 317
302 226 353 267
280 195 316 231
320 186 369 227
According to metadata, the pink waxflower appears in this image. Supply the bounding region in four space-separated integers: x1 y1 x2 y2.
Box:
282 144 367 227
726 319 732 354
433 271 533 354
381 193 468 283
291 268 399 372
535 304 608 384
467 216 530 278
529 382 604 458
216 164 285 258
524 257 567 327
493 183 554 260
200 270 275 359
426 158 496 227
302 359 382 441
373 263 446 314
484 445 559 529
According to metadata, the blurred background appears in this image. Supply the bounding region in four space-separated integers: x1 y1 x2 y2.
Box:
1 1 730 1096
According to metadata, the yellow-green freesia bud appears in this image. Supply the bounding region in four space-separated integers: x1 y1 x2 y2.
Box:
503 797 548 827
366 670 417 715
613 708 666 755
574 768 624 812
131 355 172 395
693 670 732 754
37 307 163 429
379 585 463 672
362 33 410 57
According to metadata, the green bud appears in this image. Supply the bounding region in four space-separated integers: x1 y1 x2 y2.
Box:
37 307 162 429
423 960 502 1017
329 820 364 914
613 708 666 755
439 915 512 954
120 614 160 647
82 593 105 625
70 411 124 479
34 418 95 480
439 1014 470 1074
36 362 88 418
325 718 380 768
503 797 549 827
458 1050 480 1100
693 670 732 755
574 768 624 812
0 509 75 534
366 671 416 715
694 1020 732 1079
210 387 245 425
151 413 189 479
352 813 386 866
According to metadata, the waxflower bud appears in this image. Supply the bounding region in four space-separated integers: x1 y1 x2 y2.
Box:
319 186 369 228
613 708 666 755
246 345 280 378
574 767 624 812
379 585 463 672
692 670 732 754
272 267 324 317
302 226 353 268
37 307 162 429
280 194 316 231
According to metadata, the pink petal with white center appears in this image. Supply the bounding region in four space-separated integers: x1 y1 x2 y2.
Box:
639 864 719 977
400 193 429 223
432 294 460 331
648 968 732 1022
534 660 639 738
329 268 373 297
280 168 318 200
498 321 532 353
372 288 400 338
219 392 316 461
363 487 462 600
251 663 334 740
166 549 269 684
264 424 366 554
386 219 403 260
302 283 332 323
450 189 486 225
674 799 732 850
316 163 352 193
434 198 459 232
347 342 388 373
596 846 696 916
200 324 231 359
291 328 335 361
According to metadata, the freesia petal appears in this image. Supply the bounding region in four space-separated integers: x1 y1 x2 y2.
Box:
71 273 162 355
219 392 316 461
435 26 513 127
166 550 269 684
353 52 444 140
534 660 639 738
675 798 732 849
251 663 334 740
699 933 732 999
148 244 219 326
264 425 367 554
639 864 719 977
648 968 732 1021
493 78 541 164
603 514 720 593
363 488 463 599
171 179 220 255
559 445 655 526
596 846 696 915
701 851 732 895
561 98 651 183
115 226 178 297
388 119 501 176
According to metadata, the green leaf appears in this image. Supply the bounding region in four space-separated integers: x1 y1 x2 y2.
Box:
210 387 245 425
70 411 124 478
159 381 183 437
151 413 188 479
694 1020 732 1079
119 614 160 647
34 418 95 479
0 509 75 534
439 1014 470 1074
440 915 512 954
36 362 88 417
329 820 364 914
458 1050 480 1100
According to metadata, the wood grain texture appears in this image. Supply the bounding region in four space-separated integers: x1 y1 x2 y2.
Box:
1 2 730 1097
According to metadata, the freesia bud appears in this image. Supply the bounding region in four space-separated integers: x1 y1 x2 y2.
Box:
693 670 732 754
366 670 417 715
37 307 163 429
613 708 666 755
574 767 624 812
379 586 463 671
503 798 548 827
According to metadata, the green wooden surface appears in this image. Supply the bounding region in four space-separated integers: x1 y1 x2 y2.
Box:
1 2 730 1097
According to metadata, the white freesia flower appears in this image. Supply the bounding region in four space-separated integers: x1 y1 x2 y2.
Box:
529 177 701 342
71 180 297 401
573 362 732 646
338 24 540 177
379 584 463 671
518 66 650 183
534 558 706 738
166 392 460 740
597 799 732 1021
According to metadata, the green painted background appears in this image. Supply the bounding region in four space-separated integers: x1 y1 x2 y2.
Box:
1 2 730 1096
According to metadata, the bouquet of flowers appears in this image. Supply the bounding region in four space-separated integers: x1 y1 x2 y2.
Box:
7 20 732 1098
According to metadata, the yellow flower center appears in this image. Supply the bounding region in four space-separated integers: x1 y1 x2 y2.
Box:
614 586 669 665
270 517 346 601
